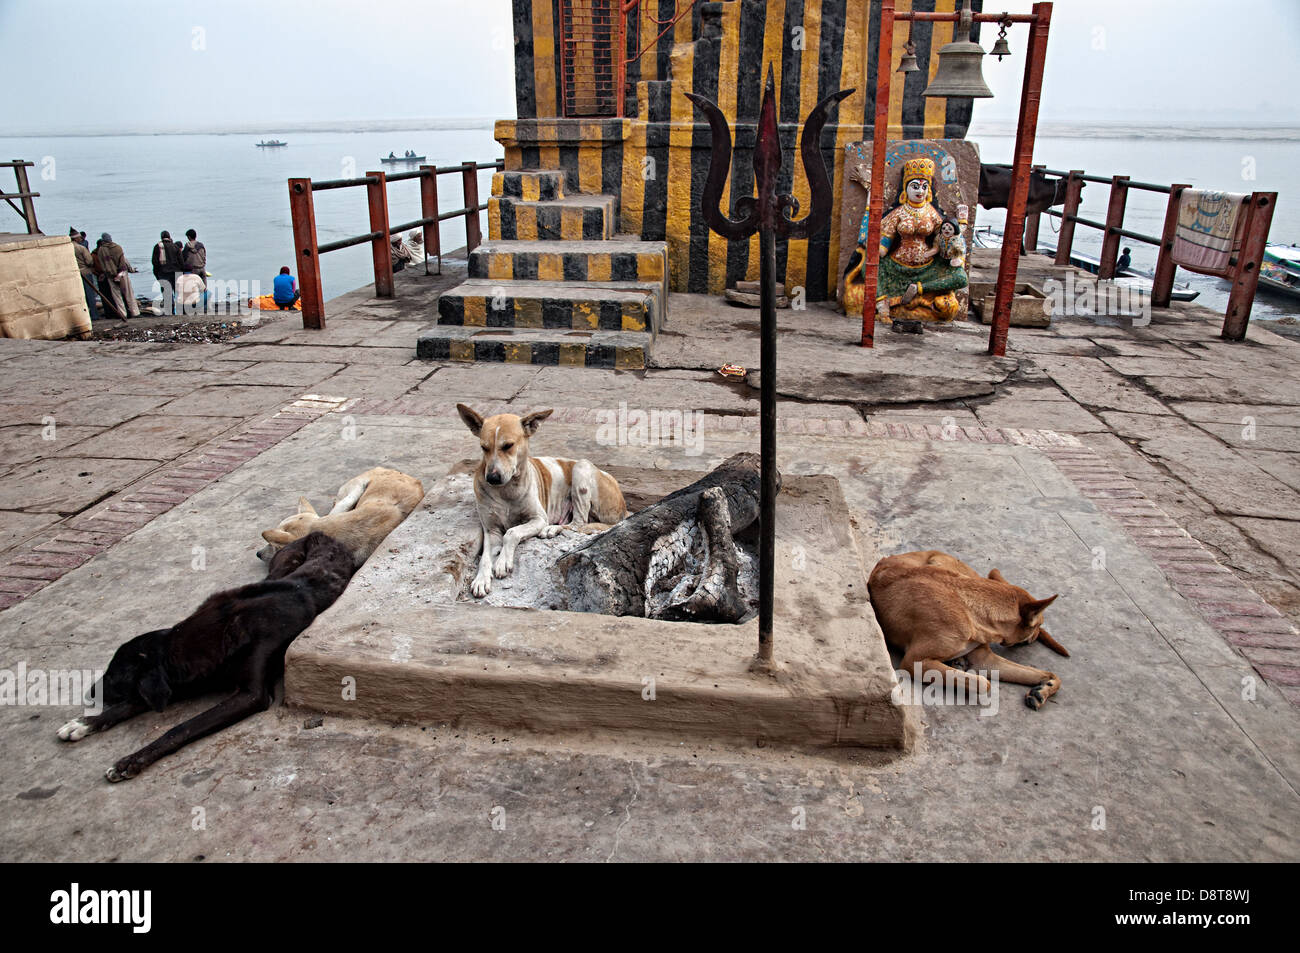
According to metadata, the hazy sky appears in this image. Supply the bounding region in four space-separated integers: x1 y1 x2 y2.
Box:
1 0 1297 133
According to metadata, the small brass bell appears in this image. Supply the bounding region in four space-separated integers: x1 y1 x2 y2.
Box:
991 23 1012 60
898 41 920 73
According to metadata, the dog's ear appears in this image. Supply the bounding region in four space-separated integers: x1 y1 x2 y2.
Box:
297 496 318 516
1020 594 1059 623
137 666 172 712
262 529 293 545
988 568 1006 582
456 403 484 436
520 408 553 435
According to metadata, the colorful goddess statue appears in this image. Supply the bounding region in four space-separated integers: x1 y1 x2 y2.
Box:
862 156 969 323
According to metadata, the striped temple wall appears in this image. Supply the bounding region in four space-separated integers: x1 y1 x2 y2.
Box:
501 0 982 300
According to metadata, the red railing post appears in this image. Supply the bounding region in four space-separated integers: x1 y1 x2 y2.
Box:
365 170 394 298
462 162 482 252
419 164 442 275
288 177 325 330
12 161 38 234
1151 183 1189 309
1222 191 1277 341
1022 164 1044 254
988 2 1051 358
861 0 894 348
1053 169 1083 266
1097 174 1129 279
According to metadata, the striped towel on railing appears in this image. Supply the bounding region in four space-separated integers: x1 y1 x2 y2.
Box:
1172 189 1247 276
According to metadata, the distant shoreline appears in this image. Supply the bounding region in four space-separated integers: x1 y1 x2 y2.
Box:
3 119 1298 142
0 118 499 138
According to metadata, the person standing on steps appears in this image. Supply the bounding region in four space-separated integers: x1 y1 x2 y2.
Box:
182 229 207 289
152 230 183 314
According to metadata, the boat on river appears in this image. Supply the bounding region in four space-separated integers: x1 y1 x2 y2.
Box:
1259 244 1300 301
973 227 1200 302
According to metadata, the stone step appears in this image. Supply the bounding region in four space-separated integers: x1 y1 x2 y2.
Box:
416 325 649 370
469 239 667 291
491 169 565 203
436 278 663 336
487 194 616 242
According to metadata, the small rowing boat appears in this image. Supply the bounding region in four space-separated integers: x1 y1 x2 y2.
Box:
381 153 426 163
1260 244 1300 301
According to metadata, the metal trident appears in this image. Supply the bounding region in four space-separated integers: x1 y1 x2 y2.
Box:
685 66 854 665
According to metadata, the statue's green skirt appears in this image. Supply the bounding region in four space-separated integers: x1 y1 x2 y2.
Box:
877 256 968 300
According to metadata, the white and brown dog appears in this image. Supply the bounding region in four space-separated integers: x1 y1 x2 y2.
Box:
456 404 628 597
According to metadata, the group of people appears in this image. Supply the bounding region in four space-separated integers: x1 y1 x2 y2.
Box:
70 227 208 321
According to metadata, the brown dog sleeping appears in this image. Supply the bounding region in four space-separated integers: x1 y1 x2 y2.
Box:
868 550 1068 710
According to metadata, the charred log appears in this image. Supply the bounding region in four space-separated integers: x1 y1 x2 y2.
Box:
557 452 772 622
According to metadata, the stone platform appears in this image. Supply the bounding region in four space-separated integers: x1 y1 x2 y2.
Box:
285 465 911 750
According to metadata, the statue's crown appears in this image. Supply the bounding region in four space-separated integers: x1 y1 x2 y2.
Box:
901 156 935 183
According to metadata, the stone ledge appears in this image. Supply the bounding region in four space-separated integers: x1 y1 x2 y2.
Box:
285 466 913 751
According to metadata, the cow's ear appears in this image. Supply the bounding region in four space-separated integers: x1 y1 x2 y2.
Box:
988 568 1006 582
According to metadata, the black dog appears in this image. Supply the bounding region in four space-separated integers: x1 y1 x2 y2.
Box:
58 531 355 782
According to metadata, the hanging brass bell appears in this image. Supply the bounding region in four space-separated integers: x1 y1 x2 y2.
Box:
990 35 1011 60
923 35 994 98
898 42 920 73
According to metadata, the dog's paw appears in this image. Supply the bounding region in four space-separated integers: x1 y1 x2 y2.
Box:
492 553 513 577
57 717 93 742
538 524 564 539
105 760 138 783
1024 682 1054 710
470 575 492 598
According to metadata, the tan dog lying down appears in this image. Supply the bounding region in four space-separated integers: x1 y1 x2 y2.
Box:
456 404 628 598
258 466 425 567
868 550 1068 710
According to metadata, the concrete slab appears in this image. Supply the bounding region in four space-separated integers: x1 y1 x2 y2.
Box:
156 384 301 418
1138 432 1300 521
0 510 60 555
0 424 104 467
286 465 910 750
52 415 245 461
0 456 157 514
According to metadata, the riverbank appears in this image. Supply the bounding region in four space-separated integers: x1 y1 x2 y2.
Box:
1 251 1297 860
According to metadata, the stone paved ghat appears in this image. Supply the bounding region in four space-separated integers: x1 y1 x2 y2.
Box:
1 406 1296 862
1 257 1299 860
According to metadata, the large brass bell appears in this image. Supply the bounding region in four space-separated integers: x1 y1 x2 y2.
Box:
923 1 994 98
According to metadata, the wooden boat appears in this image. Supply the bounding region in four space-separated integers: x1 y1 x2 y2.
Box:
1259 244 1300 301
974 227 1200 302
256 140 287 147
381 153 426 163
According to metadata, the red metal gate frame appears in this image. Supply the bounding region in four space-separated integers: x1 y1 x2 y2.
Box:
862 2 1052 355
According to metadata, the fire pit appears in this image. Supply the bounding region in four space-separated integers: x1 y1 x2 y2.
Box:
284 461 912 750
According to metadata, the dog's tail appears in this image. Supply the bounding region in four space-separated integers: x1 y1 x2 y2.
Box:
1038 629 1070 657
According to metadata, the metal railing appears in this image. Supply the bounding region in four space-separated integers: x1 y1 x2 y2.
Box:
2 160 40 234
1009 164 1277 341
287 159 503 329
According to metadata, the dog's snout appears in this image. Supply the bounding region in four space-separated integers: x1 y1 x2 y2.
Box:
486 470 504 485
